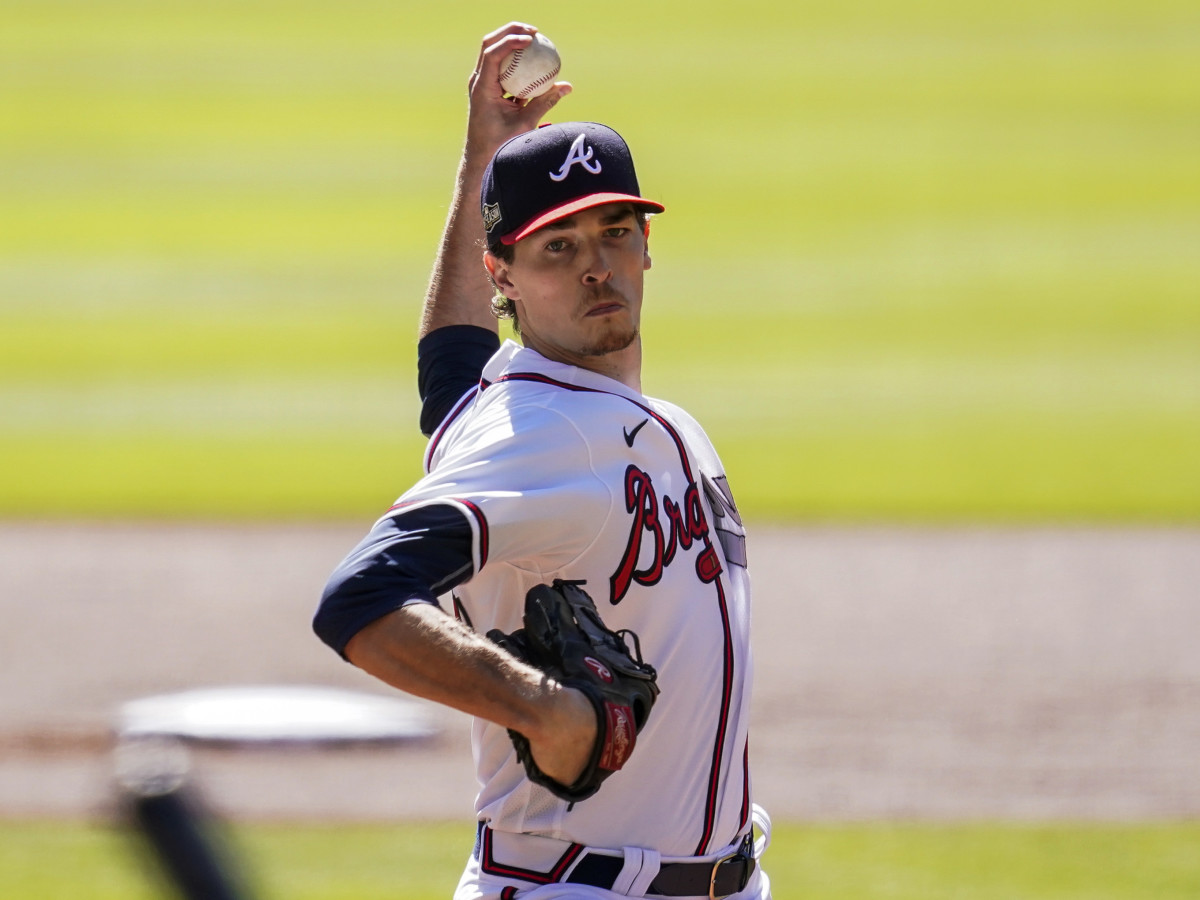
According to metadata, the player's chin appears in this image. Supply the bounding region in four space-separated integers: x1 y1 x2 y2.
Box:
580 325 639 358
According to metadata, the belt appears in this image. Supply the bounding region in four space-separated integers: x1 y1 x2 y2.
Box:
566 834 756 898
476 823 756 899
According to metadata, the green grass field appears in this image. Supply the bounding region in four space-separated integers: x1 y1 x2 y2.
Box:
2 820 1199 899
2 7 1196 896
3 0 1198 522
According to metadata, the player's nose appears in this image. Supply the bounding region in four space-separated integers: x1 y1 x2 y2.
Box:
580 240 613 285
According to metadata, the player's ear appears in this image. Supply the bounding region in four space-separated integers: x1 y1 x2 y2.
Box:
484 251 520 299
642 221 652 271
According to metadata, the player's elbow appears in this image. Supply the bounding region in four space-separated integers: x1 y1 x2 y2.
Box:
313 503 474 659
312 575 367 660
313 567 442 662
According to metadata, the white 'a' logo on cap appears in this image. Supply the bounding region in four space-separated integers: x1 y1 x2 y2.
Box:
549 133 602 182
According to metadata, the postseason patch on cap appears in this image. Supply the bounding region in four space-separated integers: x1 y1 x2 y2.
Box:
482 202 502 233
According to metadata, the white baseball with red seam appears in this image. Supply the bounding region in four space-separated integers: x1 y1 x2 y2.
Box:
499 33 561 100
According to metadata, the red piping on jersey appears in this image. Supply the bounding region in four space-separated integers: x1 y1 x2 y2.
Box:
479 824 585 884
459 498 489 570
490 374 697 482
490 370 741 856
695 575 736 855
384 498 489 570
740 738 751 833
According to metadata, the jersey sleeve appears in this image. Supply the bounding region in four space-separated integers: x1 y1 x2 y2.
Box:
417 325 501 437
313 502 476 658
402 399 616 577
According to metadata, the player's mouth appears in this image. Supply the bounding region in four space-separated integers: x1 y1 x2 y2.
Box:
582 285 630 318
585 301 625 317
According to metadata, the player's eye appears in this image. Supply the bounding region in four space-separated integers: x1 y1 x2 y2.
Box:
545 239 568 253
605 227 630 239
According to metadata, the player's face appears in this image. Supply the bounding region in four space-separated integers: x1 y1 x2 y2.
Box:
489 204 652 376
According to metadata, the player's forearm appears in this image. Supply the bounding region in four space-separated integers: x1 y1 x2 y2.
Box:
346 602 560 739
419 154 499 339
345 603 596 784
418 25 571 340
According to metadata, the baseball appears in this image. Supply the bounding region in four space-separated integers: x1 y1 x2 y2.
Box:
499 32 561 100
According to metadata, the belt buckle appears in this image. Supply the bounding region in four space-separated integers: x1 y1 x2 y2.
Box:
708 851 740 900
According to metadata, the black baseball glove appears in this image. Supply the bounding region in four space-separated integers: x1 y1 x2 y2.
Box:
487 579 660 802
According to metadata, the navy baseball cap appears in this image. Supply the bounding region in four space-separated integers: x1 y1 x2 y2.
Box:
481 122 664 251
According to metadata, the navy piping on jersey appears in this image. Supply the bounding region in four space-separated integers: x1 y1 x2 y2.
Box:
485 370 747 854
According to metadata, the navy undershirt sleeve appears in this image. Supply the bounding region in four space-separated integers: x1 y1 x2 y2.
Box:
313 503 477 658
417 325 501 437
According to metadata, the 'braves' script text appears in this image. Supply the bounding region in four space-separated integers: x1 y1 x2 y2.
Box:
609 465 722 604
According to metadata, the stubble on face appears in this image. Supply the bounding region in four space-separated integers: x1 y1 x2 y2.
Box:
576 283 639 357
580 327 638 357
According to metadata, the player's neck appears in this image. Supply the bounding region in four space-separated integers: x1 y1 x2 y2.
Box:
594 340 642 393
524 336 642 393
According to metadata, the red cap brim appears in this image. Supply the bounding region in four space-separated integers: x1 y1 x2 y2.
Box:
500 193 665 246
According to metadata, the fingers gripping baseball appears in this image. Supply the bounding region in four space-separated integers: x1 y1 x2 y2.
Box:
466 23 571 156
487 580 660 802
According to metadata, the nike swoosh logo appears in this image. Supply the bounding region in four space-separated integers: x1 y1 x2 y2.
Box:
623 418 649 447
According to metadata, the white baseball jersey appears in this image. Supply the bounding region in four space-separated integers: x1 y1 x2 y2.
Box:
396 340 755 857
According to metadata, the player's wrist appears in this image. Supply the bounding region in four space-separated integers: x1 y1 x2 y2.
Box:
514 677 584 741
525 682 597 786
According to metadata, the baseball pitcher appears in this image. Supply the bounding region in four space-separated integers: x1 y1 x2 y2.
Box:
314 22 771 900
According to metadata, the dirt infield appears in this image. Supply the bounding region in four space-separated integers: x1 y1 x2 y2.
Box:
1 522 1198 822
